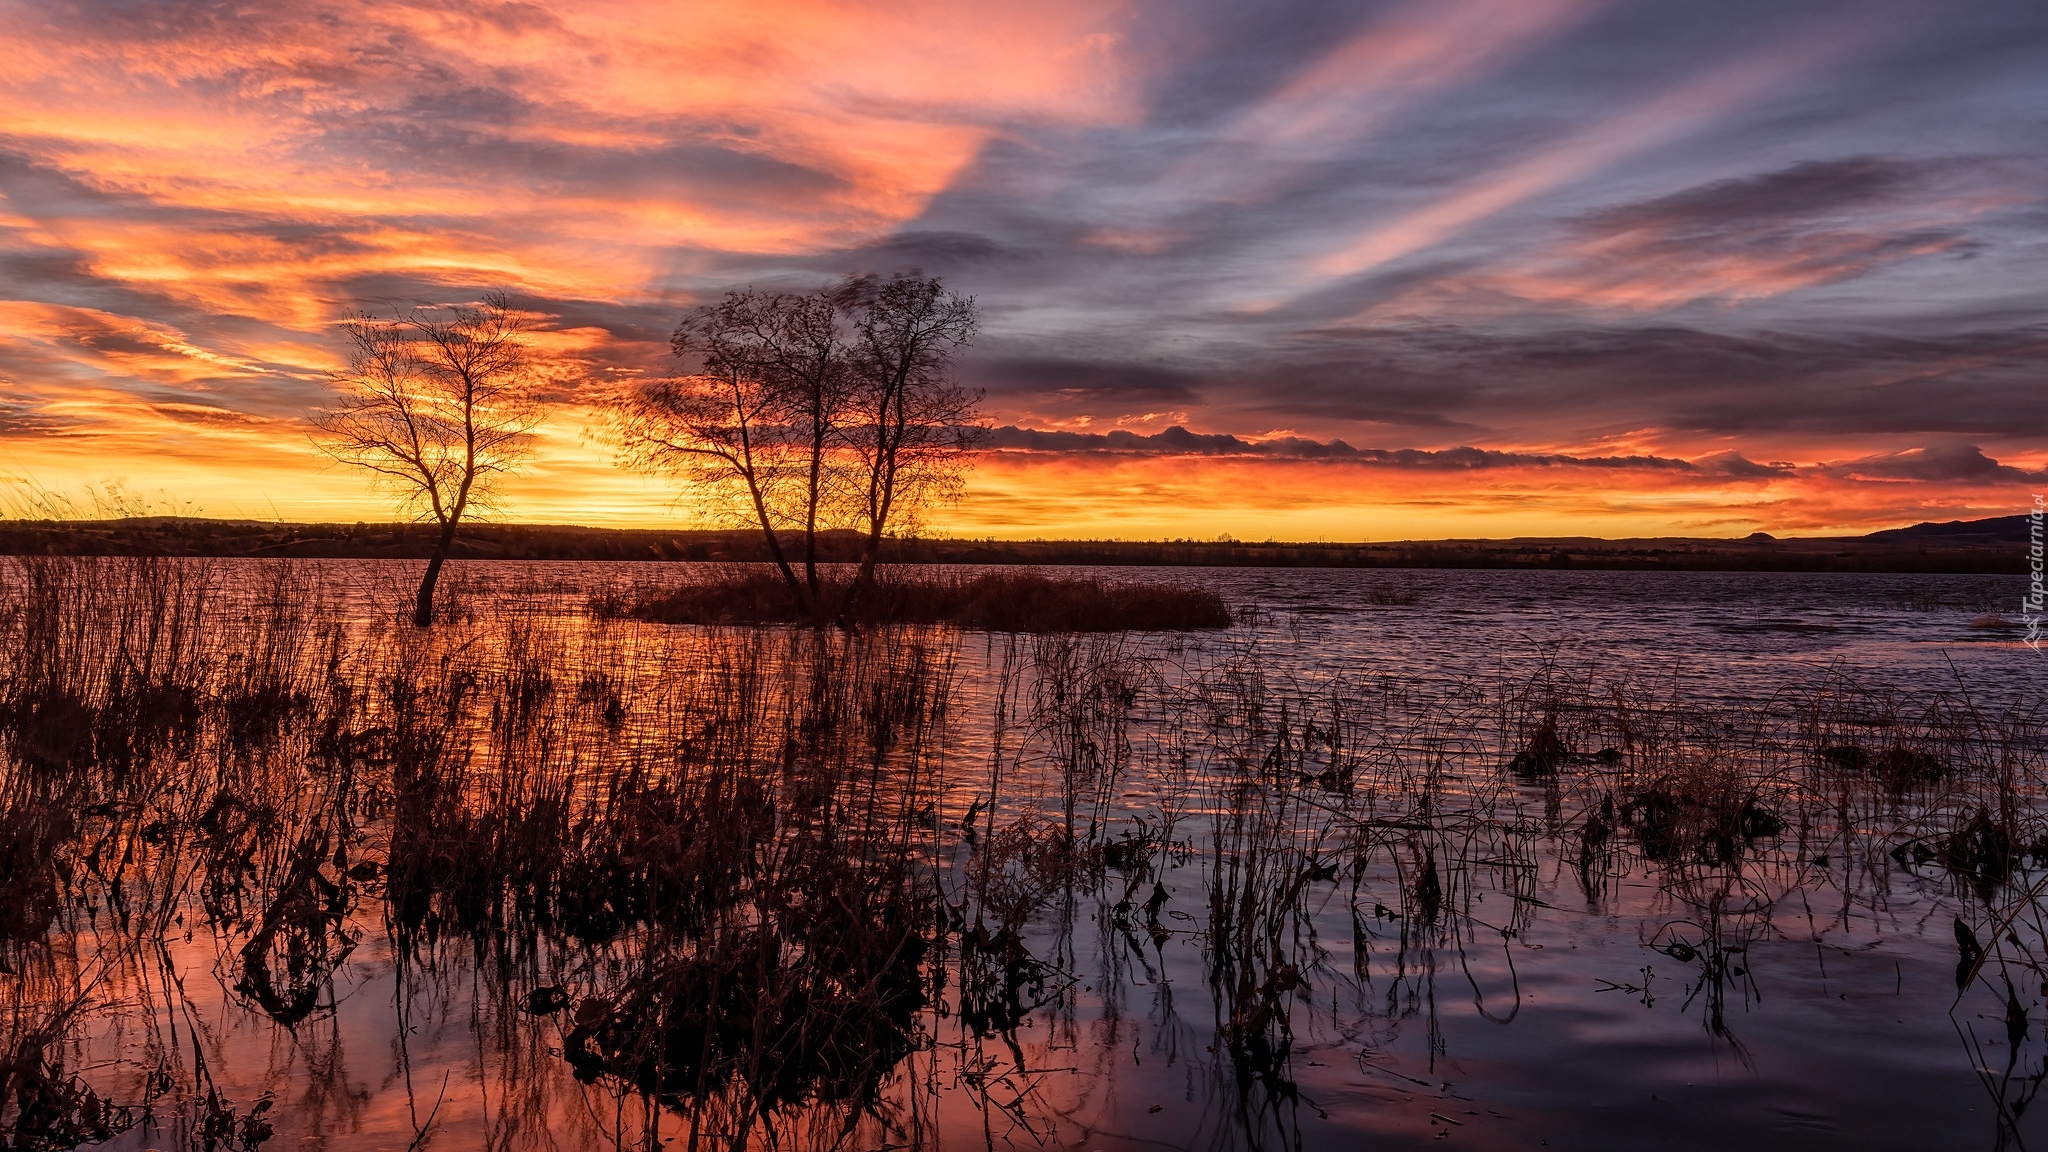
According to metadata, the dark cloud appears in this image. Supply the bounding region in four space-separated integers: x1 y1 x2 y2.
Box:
1201 321 2048 439
946 318 2048 444
511 295 680 350
0 398 73 440
1816 443 2048 483
852 231 1031 270
148 403 278 428
557 141 851 208
477 1 569 35
1585 156 1922 230
982 422 2048 492
0 148 148 215
305 115 854 214
981 424 1784 474
969 357 1204 404
1693 450 1796 479
1519 156 1985 300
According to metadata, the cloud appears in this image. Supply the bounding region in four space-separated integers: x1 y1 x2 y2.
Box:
972 357 1204 404
1267 26 1873 305
948 438 2042 540
146 402 296 431
1418 157 1994 310
1815 442 2048 483
981 423 1798 474
1590 156 1917 227
852 230 1028 270
953 318 2048 448
0 397 72 440
1096 0 1606 234
1 0 2046 536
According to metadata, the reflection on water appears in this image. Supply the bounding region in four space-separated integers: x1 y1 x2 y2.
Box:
0 556 2041 1151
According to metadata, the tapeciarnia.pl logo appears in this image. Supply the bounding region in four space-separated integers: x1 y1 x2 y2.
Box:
2027 494 2044 652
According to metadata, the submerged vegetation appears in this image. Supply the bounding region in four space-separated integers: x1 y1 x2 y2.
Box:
0 555 2043 1149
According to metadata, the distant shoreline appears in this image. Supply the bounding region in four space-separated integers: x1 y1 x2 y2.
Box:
0 516 2025 574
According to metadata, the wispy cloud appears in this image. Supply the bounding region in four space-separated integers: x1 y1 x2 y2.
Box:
1 0 2044 535
1366 156 2004 313
1082 0 1604 248
1268 25 1879 306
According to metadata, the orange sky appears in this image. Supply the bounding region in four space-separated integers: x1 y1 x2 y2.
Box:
1 0 2042 538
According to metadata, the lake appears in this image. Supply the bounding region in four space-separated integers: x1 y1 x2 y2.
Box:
0 558 2040 1150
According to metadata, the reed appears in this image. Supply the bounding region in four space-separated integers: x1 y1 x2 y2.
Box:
596 565 1233 631
0 556 2043 1149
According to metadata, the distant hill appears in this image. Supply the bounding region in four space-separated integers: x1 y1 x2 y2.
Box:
1865 514 2031 544
0 516 2026 574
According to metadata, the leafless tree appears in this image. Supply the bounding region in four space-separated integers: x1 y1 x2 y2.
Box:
612 288 849 617
310 292 542 627
611 361 814 610
610 274 983 623
834 274 983 617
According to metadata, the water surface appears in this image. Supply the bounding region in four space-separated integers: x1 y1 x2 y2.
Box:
1 559 2040 1151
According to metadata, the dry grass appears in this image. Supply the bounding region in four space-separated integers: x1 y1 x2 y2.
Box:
0 556 2044 1148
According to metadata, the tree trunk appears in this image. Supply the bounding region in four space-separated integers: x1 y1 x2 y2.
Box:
761 525 812 618
412 519 460 627
802 401 826 613
741 476 810 618
836 522 889 628
837 441 900 626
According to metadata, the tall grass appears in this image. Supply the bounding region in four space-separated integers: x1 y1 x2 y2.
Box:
0 557 2043 1149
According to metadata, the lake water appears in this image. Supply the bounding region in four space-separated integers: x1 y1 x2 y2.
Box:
2 559 2042 1151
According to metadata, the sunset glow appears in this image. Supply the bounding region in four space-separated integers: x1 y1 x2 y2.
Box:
3 0 2042 537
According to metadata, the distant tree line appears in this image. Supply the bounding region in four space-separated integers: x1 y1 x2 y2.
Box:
311 274 983 626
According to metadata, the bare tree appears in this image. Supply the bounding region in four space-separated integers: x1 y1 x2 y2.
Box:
611 358 815 610
610 275 983 624
834 273 983 617
701 289 847 605
612 288 849 618
311 292 542 627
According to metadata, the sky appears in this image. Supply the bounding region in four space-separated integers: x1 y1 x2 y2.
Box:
1 0 2044 539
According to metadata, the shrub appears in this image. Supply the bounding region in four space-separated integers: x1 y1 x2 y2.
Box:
599 567 1232 632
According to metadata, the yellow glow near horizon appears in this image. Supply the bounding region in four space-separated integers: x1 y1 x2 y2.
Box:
7 419 2033 540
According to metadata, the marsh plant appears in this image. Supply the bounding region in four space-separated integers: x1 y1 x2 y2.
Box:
0 557 2044 1150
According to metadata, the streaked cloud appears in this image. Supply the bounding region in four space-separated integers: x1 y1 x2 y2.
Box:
1371 157 2004 314
1 0 2045 536
1085 0 1606 247
1280 26 1872 305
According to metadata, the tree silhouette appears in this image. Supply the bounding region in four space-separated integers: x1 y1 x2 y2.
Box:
311 292 542 627
833 273 981 619
611 274 983 623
